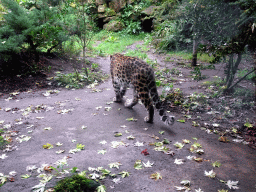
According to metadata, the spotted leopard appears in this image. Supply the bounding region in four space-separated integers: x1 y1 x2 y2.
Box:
110 53 175 125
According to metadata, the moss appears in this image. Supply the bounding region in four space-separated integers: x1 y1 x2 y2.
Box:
54 174 100 192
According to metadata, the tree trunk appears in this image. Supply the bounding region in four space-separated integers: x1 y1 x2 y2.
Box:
191 39 198 67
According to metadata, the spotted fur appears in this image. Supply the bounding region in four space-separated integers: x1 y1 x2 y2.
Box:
110 53 175 125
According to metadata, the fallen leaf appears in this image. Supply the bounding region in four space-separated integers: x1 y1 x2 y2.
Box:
21 174 31 179
180 180 190 186
112 178 122 184
127 135 135 140
150 172 162 181
226 180 239 189
204 170 216 178
159 131 165 135
177 119 185 123
174 142 185 149
99 140 107 145
98 149 107 155
141 149 149 156
126 117 137 122
134 141 144 147
212 161 222 167
43 143 53 149
134 160 143 170
218 136 229 143
97 185 107 192
194 157 203 162
109 162 122 169
174 159 184 165
143 161 154 168
114 132 122 137
119 171 130 178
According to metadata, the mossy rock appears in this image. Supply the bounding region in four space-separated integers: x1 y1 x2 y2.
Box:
103 20 124 32
54 174 100 192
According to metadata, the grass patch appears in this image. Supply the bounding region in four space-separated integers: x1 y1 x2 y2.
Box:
236 68 256 81
167 51 215 63
125 50 148 59
91 30 147 55
202 76 225 87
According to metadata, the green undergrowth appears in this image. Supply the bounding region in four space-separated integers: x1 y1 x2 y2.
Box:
54 68 109 89
54 174 100 192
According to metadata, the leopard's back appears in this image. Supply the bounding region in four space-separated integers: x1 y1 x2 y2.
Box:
110 53 174 125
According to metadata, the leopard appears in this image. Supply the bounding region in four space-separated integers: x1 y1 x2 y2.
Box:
110 53 175 125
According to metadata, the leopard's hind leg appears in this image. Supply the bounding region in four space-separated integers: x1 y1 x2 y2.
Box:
112 80 122 102
125 89 138 109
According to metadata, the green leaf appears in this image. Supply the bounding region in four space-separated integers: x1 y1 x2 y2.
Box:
244 122 253 128
159 131 165 135
101 169 111 175
162 138 170 144
43 143 53 149
174 142 184 149
76 143 85 150
212 161 222 168
21 174 31 179
150 172 162 181
97 185 107 192
126 117 137 122
119 171 130 178
114 132 122 137
134 160 143 170
109 162 122 169
177 119 185 123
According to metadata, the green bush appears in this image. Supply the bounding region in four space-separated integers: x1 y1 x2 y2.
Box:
54 174 100 192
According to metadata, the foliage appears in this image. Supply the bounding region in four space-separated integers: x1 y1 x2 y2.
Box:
120 0 151 34
54 174 100 192
0 0 68 62
54 67 108 89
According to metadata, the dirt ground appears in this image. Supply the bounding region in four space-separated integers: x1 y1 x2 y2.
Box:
0 42 256 192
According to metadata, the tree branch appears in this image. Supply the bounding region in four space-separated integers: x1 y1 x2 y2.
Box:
227 68 256 91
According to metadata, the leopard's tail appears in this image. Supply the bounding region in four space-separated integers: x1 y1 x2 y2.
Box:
150 85 175 126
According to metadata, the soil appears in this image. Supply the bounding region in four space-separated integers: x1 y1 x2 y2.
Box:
0 42 255 192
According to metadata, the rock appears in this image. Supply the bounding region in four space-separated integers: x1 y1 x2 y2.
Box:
103 20 124 32
98 4 106 13
96 0 105 5
141 5 159 16
109 0 126 12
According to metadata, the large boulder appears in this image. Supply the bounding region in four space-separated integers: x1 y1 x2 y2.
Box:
103 20 124 32
109 0 126 12
141 5 159 16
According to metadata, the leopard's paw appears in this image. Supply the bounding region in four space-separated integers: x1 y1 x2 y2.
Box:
144 116 153 123
113 96 122 103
